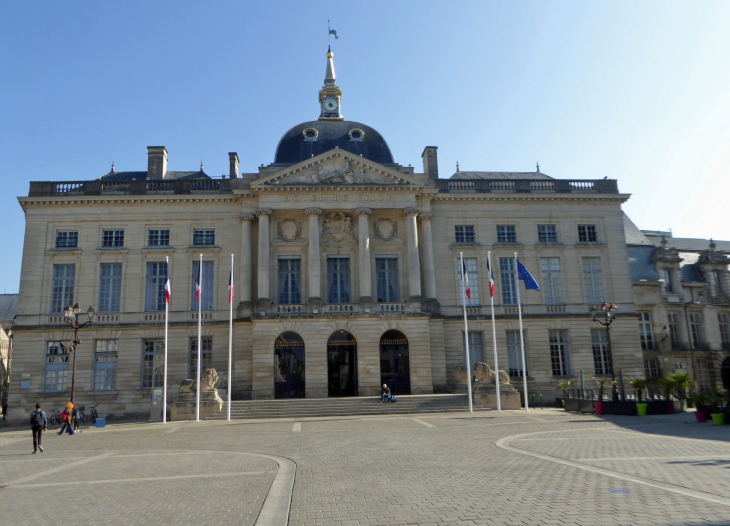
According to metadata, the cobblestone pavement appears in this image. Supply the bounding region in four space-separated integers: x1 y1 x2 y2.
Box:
1 409 729 525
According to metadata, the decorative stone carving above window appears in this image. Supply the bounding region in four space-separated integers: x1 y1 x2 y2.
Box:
652 236 683 264
373 218 399 241
321 212 356 244
698 239 729 265
277 219 302 242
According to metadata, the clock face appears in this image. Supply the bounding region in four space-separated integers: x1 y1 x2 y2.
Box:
325 99 338 111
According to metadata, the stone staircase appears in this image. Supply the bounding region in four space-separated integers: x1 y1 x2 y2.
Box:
206 394 482 420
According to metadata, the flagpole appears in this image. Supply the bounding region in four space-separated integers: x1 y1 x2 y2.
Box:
489 251 501 412
196 253 202 422
515 252 529 412
228 254 234 422
460 252 473 413
163 256 169 424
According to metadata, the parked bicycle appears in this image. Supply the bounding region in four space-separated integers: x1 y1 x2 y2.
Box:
49 409 62 425
75 406 86 423
89 404 99 424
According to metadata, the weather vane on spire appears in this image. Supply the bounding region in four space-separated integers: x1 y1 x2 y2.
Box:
328 20 338 45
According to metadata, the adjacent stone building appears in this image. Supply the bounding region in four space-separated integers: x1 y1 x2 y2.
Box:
8 51 645 420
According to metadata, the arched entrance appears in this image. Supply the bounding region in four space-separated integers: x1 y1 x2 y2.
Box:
274 332 305 399
721 356 730 391
380 330 411 395
327 331 357 397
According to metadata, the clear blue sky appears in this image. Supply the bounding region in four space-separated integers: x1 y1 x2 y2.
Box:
2 1 729 293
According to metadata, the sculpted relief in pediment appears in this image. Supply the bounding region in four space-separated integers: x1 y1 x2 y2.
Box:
268 157 409 186
322 212 357 244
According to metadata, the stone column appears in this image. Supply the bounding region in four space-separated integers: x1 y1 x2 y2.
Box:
356 208 373 308
256 209 272 312
238 214 255 317
404 208 422 304
306 208 323 307
419 213 439 313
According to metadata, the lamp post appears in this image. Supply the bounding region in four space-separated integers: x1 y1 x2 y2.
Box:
64 303 94 404
590 302 618 402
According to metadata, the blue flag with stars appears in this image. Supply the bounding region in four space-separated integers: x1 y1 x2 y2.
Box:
516 260 540 291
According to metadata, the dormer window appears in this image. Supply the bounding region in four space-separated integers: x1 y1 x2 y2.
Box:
710 270 725 295
662 269 674 293
349 128 365 141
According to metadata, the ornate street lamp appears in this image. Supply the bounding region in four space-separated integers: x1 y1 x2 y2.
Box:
64 303 94 403
590 302 619 402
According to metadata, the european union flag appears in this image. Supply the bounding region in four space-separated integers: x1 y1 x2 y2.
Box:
516 260 540 291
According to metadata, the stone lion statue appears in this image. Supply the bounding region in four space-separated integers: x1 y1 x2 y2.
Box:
200 368 219 389
454 366 468 384
179 379 195 395
473 362 511 384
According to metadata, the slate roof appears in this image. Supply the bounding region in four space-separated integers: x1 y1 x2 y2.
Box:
0 294 18 322
627 246 658 282
450 171 553 180
100 170 211 181
642 234 730 253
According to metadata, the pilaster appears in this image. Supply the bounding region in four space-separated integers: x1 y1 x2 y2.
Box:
356 207 373 309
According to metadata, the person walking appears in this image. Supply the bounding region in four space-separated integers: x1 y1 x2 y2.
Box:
58 401 75 436
29 403 46 454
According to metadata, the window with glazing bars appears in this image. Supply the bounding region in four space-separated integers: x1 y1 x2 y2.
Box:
44 342 69 392
277 258 302 304
457 258 480 306
376 257 399 302
667 312 681 348
719 313 730 350
51 264 75 314
582 257 603 303
99 263 122 313
193 229 215 245
549 330 570 376
191 261 214 311
506 330 528 378
463 331 484 368
500 258 517 305
496 225 517 243
711 270 725 295
148 229 170 246
638 312 654 350
537 225 558 243
56 231 78 248
454 225 475 243
662 269 675 293
578 225 598 242
189 337 213 378
93 340 118 391
644 358 660 379
689 312 704 349
696 358 711 393
102 230 124 247
541 258 563 305
145 262 168 312
327 257 351 303
591 329 612 375
142 339 164 388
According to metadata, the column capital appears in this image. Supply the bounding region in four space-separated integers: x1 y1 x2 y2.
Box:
404 207 419 217
355 207 372 215
305 207 323 216
256 208 273 216
419 213 434 221
240 213 256 222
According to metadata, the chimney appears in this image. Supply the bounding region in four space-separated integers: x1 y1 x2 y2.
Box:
229 152 239 179
147 146 168 179
421 146 439 180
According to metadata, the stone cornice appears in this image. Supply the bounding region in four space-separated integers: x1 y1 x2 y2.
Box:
19 195 237 209
432 194 630 203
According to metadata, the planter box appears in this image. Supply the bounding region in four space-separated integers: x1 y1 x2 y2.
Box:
579 399 594 413
645 401 668 415
602 401 637 416
564 399 580 412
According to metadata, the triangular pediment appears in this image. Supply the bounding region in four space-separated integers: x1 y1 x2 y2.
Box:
251 149 424 188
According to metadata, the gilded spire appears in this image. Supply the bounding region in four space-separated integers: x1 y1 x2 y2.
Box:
325 46 336 85
319 47 343 120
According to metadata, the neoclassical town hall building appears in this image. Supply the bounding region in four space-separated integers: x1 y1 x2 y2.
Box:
9 51 647 418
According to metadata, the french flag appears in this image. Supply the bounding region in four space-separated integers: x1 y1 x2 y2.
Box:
462 260 471 299
228 268 234 304
164 265 171 303
195 263 202 302
486 257 495 298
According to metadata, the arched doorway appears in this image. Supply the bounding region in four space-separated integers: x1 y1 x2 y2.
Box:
274 332 305 399
327 331 357 397
721 356 730 391
380 330 411 395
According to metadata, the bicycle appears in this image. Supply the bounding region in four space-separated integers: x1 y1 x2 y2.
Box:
49 409 62 426
89 404 99 424
76 406 86 423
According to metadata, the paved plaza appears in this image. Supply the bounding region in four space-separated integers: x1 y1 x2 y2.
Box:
1 409 729 526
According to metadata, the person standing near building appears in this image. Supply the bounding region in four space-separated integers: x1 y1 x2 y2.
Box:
29 403 46 453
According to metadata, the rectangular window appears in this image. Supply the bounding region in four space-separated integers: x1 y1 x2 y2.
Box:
142 339 164 388
696 358 711 393
689 312 704 349
506 330 527 378
375 256 399 302
191 260 214 311
667 312 681 348
500 258 517 305
591 329 613 375
537 225 558 243
148 229 170 246
277 258 302 304
496 225 517 243
327 257 351 303
145 262 168 312
578 225 598 243
644 358 660 379
662 269 675 293
98 263 122 313
719 313 730 350
44 342 69 392
711 270 725 295
541 258 563 305
638 312 654 350
51 264 75 313
582 257 604 304
102 229 124 247
193 229 215 245
549 330 570 377
457 258 480 306
56 231 78 248
464 331 484 368
189 337 213 379
93 340 118 391
454 225 475 243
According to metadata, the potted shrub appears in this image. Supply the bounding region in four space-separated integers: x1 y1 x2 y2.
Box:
710 389 726 426
688 392 709 423
557 380 576 411
589 375 609 415
630 378 648 416
658 375 677 414
673 373 692 413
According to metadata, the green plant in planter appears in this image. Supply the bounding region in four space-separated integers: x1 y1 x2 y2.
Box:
673 373 692 401
708 388 727 425
557 380 574 400
588 375 609 401
629 378 648 403
658 375 677 401
688 391 708 408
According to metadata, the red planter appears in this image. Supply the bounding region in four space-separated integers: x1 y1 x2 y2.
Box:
666 401 674 414
594 402 604 415
695 411 709 423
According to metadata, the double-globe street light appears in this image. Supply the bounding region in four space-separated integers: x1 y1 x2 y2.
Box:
64 303 94 404
590 302 619 402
